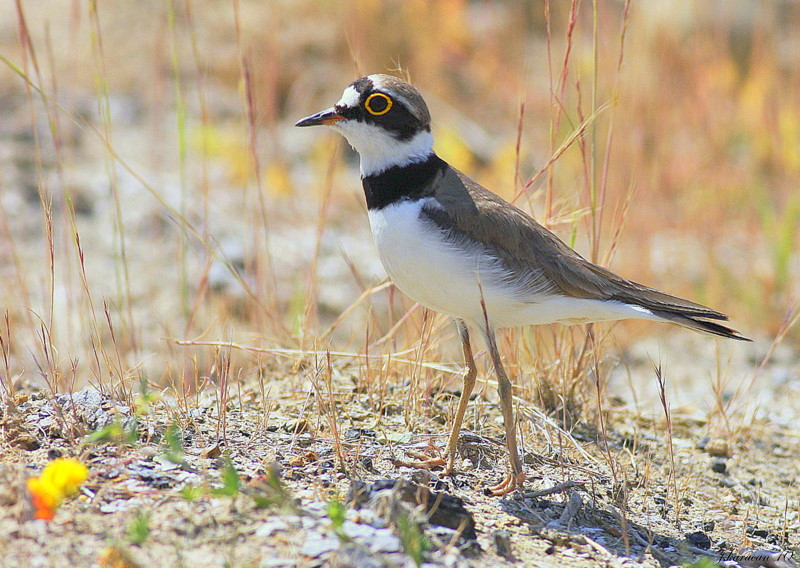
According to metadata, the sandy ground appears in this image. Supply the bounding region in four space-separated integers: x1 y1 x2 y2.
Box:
1 330 798 567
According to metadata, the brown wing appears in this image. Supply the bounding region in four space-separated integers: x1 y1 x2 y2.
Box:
425 166 739 325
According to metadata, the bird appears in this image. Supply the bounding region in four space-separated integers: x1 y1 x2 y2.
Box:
296 74 749 495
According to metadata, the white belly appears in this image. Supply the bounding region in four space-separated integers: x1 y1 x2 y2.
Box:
367 199 659 330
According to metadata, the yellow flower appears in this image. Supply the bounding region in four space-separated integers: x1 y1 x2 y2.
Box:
27 458 89 520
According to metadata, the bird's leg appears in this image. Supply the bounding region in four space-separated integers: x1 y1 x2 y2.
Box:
441 320 478 473
398 319 477 474
484 327 526 495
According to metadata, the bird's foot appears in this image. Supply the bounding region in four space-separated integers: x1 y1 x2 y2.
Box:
392 446 456 475
488 471 526 496
395 450 446 470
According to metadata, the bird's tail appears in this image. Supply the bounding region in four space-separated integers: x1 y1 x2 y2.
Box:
650 309 751 341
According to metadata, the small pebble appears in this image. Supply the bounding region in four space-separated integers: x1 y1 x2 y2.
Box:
686 531 711 549
255 519 288 537
368 531 402 553
493 529 514 560
342 521 377 540
329 544 385 568
300 534 340 558
344 428 376 440
410 470 431 485
705 438 731 457
711 459 727 474
746 526 771 539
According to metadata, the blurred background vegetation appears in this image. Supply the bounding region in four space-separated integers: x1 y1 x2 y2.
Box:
0 0 797 406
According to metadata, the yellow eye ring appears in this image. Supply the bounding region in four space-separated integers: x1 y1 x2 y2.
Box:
365 93 393 116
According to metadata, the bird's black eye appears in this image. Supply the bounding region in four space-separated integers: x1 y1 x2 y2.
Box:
365 93 392 116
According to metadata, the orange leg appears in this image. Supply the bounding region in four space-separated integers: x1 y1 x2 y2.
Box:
397 320 477 474
484 327 525 496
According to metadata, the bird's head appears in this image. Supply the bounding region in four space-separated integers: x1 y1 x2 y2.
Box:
296 74 434 176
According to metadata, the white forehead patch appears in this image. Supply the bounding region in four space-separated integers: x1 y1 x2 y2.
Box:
367 74 387 88
336 85 361 109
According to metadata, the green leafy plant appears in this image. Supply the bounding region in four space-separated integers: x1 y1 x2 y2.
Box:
396 510 431 568
246 468 294 512
181 484 203 502
162 424 185 465
87 419 139 444
210 457 240 497
327 498 348 541
127 511 151 545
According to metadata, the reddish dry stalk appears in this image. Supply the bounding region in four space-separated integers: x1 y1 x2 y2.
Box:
214 346 233 443
0 313 15 399
325 351 346 471
592 0 633 263
73 231 111 394
240 48 279 330
406 308 432 426
544 0 579 226
654 364 681 523
303 141 340 342
588 327 617 482
513 100 525 193
234 0 283 336
88 0 138 358
15 0 57 369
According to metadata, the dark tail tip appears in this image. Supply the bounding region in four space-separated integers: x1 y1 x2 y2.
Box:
652 310 751 341
694 319 752 342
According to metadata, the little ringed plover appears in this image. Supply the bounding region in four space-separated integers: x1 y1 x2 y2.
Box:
296 74 749 495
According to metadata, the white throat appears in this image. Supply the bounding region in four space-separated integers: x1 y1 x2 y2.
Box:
331 122 434 177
